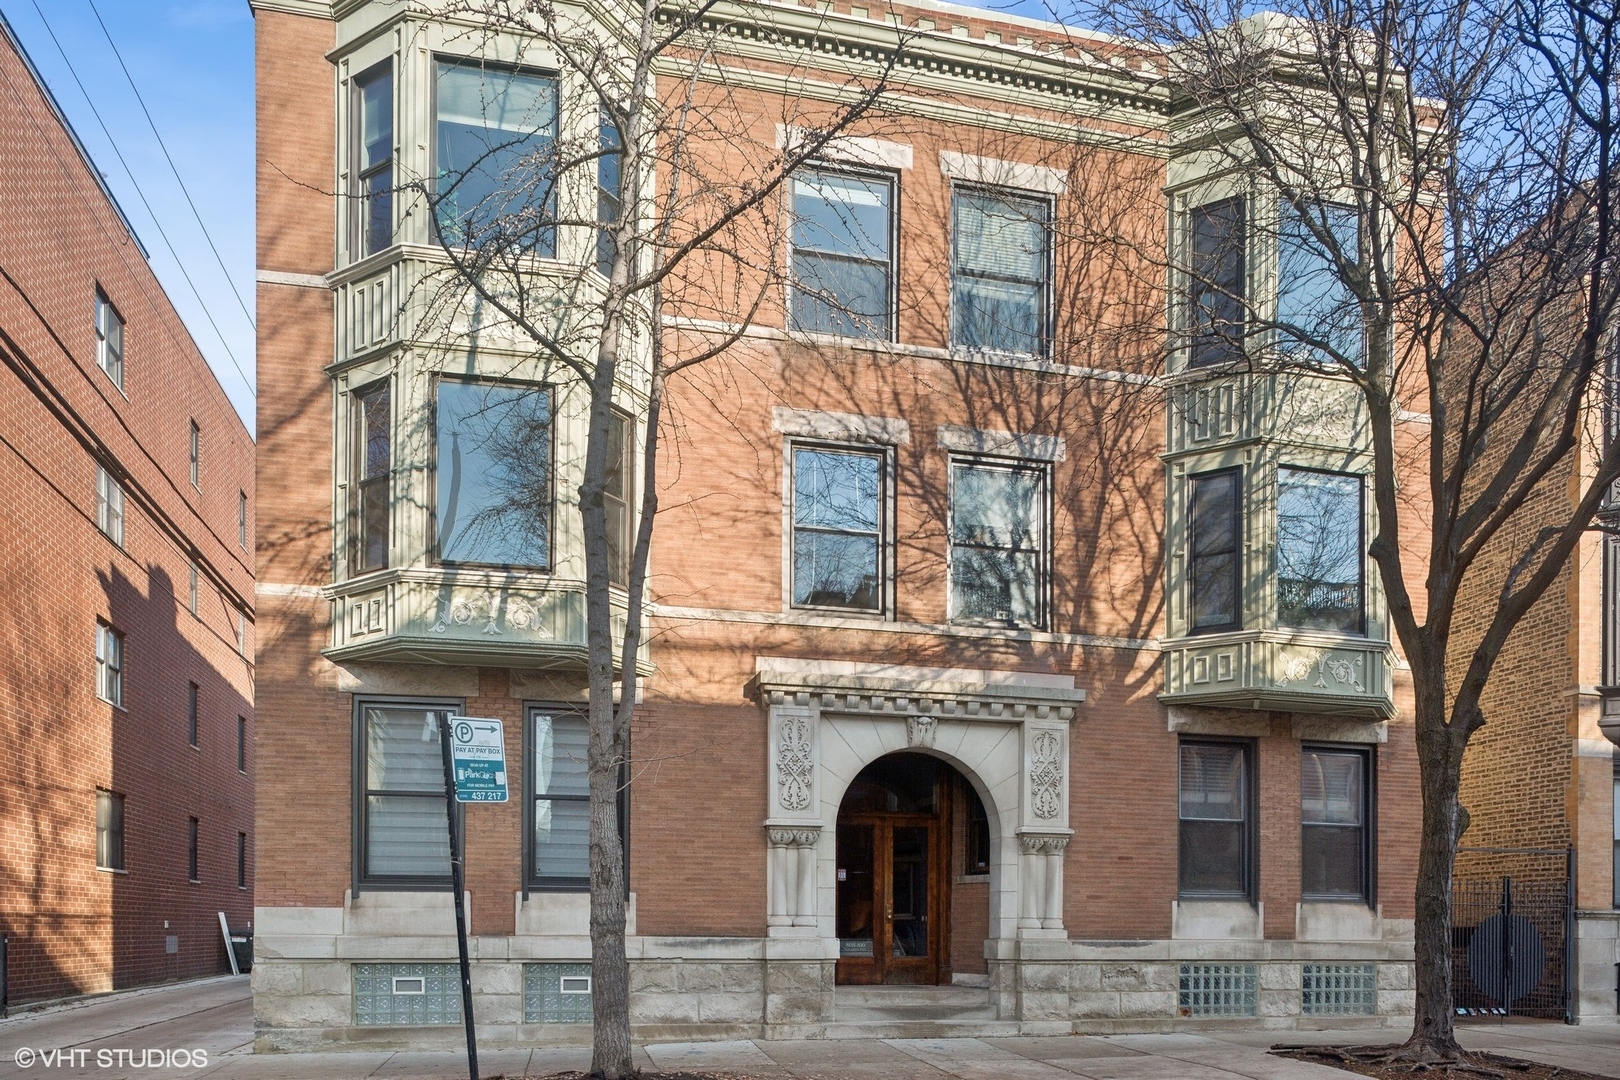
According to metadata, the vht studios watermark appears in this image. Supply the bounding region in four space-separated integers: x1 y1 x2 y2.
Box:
13 1047 209 1069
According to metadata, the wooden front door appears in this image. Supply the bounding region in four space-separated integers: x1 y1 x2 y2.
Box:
835 815 946 984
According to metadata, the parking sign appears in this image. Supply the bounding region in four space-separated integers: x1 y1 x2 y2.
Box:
447 716 508 802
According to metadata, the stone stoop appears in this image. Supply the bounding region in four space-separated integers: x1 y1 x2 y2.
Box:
822 984 1022 1038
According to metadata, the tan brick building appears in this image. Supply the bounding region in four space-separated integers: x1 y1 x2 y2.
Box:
251 0 1428 1048
0 13 256 1004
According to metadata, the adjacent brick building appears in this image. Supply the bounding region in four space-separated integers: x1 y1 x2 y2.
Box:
0 12 255 1004
251 0 1426 1048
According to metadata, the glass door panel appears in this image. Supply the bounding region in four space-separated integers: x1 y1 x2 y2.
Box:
890 826 929 957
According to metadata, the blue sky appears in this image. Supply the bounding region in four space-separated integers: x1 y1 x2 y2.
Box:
1 0 256 429
1 0 1063 436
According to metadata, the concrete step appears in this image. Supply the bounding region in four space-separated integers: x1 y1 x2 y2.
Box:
820 1019 1025 1039
831 984 997 1025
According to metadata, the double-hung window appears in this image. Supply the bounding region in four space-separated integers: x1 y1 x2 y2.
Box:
605 412 633 588
96 622 123 707
951 188 1049 356
96 790 125 871
1178 740 1253 898
96 291 124 389
1188 469 1241 632
434 379 552 568
238 490 249 550
1277 468 1364 634
435 59 558 253
790 168 893 340
352 382 391 573
949 460 1045 628
791 446 883 611
1301 745 1372 901
527 707 589 888
96 464 125 547
188 817 200 882
1278 201 1363 364
1186 197 1247 367
354 61 394 259
357 704 456 886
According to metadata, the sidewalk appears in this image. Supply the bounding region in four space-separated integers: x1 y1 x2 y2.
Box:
1 977 1615 1079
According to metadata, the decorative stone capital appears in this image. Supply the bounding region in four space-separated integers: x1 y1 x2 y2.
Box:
1017 833 1070 856
766 825 822 848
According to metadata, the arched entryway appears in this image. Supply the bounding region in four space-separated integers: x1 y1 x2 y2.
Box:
834 752 992 985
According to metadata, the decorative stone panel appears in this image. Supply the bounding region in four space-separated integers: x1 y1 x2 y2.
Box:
1161 633 1395 719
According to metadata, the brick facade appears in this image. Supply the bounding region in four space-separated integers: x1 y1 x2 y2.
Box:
0 15 255 1003
251 0 1425 1047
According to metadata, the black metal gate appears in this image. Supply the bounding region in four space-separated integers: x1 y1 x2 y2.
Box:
1451 847 1575 1022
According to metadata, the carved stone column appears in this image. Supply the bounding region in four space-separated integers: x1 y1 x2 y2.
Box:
766 826 821 930
1018 834 1047 931
1041 835 1068 930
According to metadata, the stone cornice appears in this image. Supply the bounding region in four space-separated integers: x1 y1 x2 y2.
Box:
250 0 334 17
755 671 1084 722
656 1 1169 134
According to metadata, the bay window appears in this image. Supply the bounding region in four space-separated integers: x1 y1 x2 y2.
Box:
353 61 393 258
1277 468 1364 633
351 382 390 573
1277 201 1362 364
435 60 558 252
1186 197 1247 368
434 379 551 568
1189 469 1241 632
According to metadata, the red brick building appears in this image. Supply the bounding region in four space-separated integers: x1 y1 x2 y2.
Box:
0 12 255 1004
251 0 1425 1048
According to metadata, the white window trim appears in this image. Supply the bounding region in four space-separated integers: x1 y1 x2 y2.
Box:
939 151 1067 195
783 440 893 619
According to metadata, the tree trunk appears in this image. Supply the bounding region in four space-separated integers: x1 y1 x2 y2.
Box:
1398 662 1465 1063
583 312 634 1079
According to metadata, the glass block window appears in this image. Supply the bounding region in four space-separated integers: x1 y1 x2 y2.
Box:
1302 963 1377 1016
523 962 592 1023
1178 963 1257 1017
353 963 462 1026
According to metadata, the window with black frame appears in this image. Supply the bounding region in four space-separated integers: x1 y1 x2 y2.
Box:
1277 201 1362 364
434 379 551 568
949 460 1045 628
1301 746 1371 901
1178 741 1252 898
1189 469 1241 632
952 188 1049 356
352 382 390 573
528 708 589 888
791 446 883 611
354 61 393 258
964 780 991 876
790 168 893 340
1277 468 1364 633
358 704 456 886
435 60 558 252
1186 197 1247 367
96 789 124 871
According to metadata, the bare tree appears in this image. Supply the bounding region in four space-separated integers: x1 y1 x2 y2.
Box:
368 1 923 1074
1073 0 1620 1063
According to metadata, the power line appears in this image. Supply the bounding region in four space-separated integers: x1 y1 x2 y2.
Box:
84 0 255 332
26 0 255 401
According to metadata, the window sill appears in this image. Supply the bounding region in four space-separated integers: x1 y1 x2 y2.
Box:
95 866 128 875
188 878 201 885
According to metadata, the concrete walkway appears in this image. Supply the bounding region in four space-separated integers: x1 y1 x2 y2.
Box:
0 976 1615 1079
